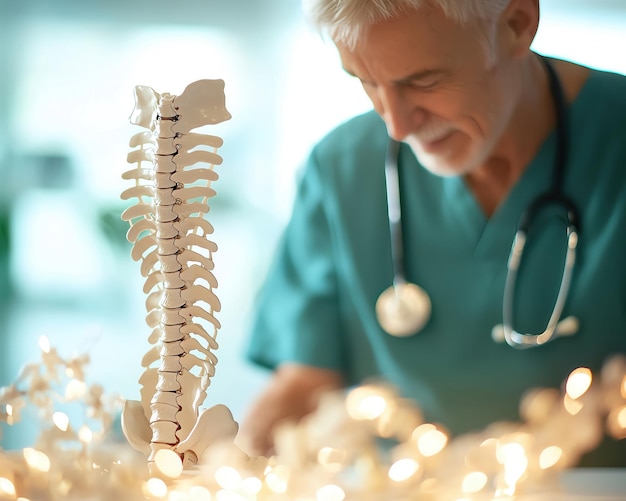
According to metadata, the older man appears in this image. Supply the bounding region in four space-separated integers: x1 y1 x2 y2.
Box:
241 0 626 466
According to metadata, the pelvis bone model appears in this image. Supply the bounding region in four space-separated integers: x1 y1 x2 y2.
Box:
120 79 238 474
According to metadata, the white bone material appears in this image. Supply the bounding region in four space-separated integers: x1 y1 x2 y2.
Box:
120 79 237 475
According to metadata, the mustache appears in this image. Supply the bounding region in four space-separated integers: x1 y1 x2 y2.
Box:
410 121 454 143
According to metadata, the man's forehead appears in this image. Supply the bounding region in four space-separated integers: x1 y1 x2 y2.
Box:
334 7 486 77
348 4 484 48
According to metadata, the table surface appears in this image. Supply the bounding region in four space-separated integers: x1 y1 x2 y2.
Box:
529 469 626 500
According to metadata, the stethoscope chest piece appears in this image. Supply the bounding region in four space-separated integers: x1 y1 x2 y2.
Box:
376 282 432 337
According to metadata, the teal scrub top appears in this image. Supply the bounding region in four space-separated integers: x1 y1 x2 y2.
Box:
247 68 626 464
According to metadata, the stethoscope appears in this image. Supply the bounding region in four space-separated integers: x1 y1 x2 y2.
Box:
375 57 581 348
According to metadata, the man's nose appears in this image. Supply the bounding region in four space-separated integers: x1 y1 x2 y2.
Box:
379 88 424 141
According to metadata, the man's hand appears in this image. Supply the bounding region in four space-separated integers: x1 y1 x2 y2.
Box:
237 363 344 456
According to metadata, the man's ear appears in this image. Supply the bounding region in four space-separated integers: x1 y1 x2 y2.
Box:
497 0 540 58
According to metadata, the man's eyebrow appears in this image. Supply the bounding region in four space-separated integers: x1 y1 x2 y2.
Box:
394 68 446 84
341 66 445 83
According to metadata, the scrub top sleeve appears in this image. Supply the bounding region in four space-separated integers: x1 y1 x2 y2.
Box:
246 149 345 373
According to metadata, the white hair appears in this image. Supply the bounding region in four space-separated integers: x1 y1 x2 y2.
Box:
302 0 511 49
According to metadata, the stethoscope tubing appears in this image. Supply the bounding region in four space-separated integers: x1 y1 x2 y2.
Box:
384 138 405 286
502 57 580 348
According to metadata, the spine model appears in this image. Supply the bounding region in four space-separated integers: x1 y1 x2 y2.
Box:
120 80 238 474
